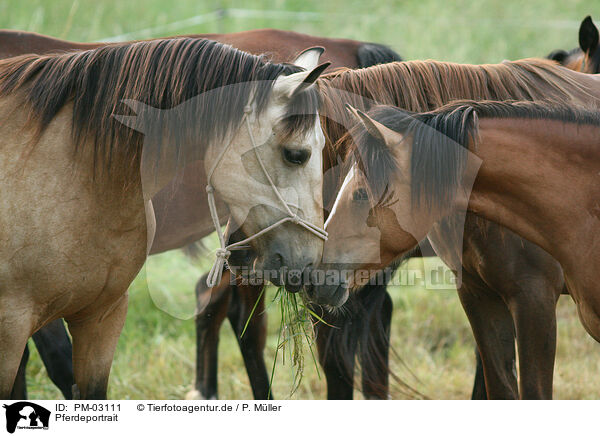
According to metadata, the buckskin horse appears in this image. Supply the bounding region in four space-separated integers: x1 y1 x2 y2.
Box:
0 38 330 399
3 29 401 400
316 101 600 397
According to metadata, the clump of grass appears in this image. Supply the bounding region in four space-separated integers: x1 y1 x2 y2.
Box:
241 286 333 397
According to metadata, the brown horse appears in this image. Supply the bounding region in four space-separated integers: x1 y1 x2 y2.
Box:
309 59 600 399
319 102 600 397
548 16 600 74
0 38 329 399
3 29 401 400
0 28 400 72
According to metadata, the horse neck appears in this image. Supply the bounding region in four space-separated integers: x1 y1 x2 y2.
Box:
464 117 600 268
319 62 600 160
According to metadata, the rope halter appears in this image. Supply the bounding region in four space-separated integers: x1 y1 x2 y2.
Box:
205 103 328 288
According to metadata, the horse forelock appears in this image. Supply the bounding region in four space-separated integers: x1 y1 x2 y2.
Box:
0 38 319 176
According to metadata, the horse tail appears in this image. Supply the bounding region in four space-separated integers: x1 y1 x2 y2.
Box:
356 42 403 68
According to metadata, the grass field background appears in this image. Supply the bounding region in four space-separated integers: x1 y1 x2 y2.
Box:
4 0 600 399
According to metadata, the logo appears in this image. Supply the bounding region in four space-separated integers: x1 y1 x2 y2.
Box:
3 402 50 433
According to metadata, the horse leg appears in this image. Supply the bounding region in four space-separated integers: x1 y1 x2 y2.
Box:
32 319 74 399
0 311 34 399
10 344 29 400
505 283 558 399
315 310 357 400
470 348 488 400
227 283 271 399
361 285 392 399
186 272 231 400
66 293 128 400
457 274 518 399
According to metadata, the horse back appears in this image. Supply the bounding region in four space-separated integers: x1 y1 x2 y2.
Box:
0 29 101 58
0 28 402 70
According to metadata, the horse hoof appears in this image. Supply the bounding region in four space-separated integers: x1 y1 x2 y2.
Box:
185 390 217 400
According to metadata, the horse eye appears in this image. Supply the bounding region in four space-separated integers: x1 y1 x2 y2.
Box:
353 188 369 202
282 147 311 166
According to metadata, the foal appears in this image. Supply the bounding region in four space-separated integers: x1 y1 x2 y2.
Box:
317 101 600 396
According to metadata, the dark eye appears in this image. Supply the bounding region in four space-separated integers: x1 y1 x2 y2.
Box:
353 188 369 202
282 147 311 166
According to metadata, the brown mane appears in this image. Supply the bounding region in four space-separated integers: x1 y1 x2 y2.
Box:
354 100 600 212
0 37 319 174
317 58 599 159
314 58 600 216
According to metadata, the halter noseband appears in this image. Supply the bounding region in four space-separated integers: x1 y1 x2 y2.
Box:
205 103 328 288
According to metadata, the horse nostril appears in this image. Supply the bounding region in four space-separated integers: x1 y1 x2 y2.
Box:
282 147 311 166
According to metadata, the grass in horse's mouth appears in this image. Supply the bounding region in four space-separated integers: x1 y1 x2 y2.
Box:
241 287 332 397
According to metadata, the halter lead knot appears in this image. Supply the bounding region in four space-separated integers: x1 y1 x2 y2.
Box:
206 247 232 290
215 248 231 259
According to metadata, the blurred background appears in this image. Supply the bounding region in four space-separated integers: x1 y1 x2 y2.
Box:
3 0 600 399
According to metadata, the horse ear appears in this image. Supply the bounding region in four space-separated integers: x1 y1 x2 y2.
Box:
579 16 599 54
273 62 330 99
291 46 325 71
345 104 402 148
547 49 568 64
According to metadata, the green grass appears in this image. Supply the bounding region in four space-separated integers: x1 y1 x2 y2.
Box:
6 0 600 399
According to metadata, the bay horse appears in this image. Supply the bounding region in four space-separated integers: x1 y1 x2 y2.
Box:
548 16 600 74
318 101 600 396
0 28 400 71
309 59 600 399
0 38 329 399
4 30 401 400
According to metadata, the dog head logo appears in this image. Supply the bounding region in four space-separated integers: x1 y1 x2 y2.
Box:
3 402 50 433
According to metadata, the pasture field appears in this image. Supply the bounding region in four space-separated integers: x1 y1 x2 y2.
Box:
4 0 600 399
